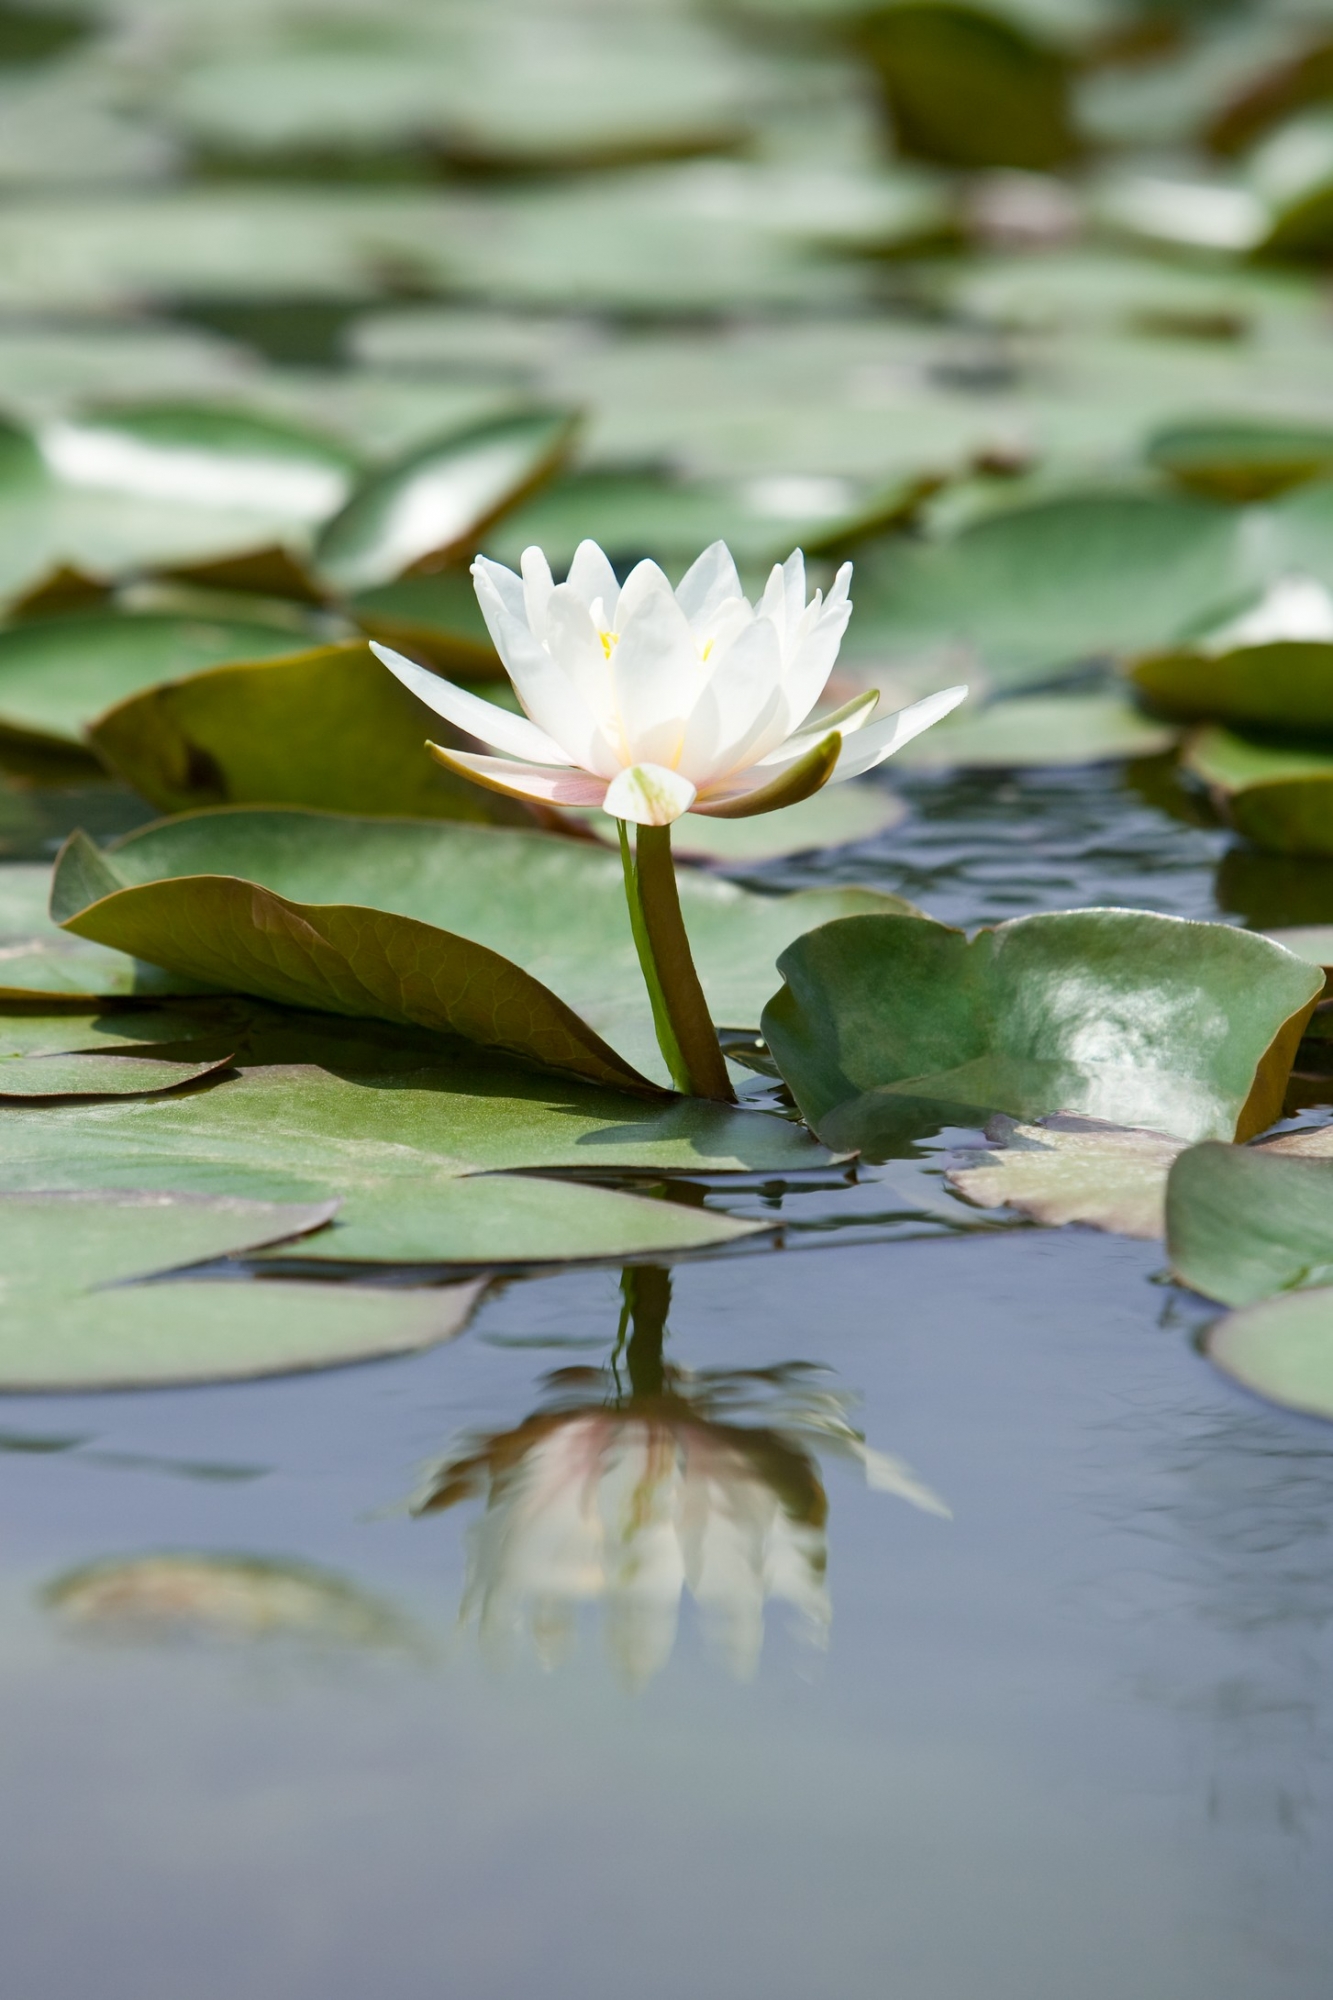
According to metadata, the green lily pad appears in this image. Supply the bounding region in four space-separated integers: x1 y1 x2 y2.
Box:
0 611 307 753
948 1114 1186 1238
0 1005 838 1261
893 692 1176 770
1145 417 1333 503
1261 926 1333 972
1181 725 1333 794
50 808 906 1088
0 863 203 1002
0 1049 233 1098
1132 639 1333 730
850 2 1077 172
673 783 906 864
0 1188 486 1389
1226 777 1333 859
314 411 579 594
1167 1137 1333 1307
761 909 1321 1155
848 493 1249 690
87 641 533 824
1203 1284 1333 1420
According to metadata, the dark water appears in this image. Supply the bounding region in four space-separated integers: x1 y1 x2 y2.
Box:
2 762 1332 1996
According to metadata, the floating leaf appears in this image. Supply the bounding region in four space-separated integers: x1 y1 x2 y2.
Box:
1262 926 1333 973
51 808 906 1087
849 493 1249 690
0 863 202 1001
314 411 579 594
1167 1138 1333 1307
1132 639 1333 730
47 1554 423 1651
0 1187 491 1389
894 693 1176 770
0 1048 232 1098
851 2 1077 172
1181 725 1333 794
0 611 307 753
88 641 534 824
672 783 906 864
761 910 1321 1155
1145 416 1333 502
1204 1287 1333 1421
0 1006 839 1261
949 1114 1186 1238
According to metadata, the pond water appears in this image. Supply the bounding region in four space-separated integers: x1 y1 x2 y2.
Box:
2 763 1330 1998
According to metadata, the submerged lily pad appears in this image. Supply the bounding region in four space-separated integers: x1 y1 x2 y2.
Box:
88 641 534 823
0 611 306 753
761 909 1321 1154
1204 1287 1333 1422
949 1115 1186 1238
1168 1138 1333 1307
314 411 579 594
51 808 906 1087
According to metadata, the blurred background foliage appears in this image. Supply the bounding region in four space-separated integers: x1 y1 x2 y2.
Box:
3 0 1333 831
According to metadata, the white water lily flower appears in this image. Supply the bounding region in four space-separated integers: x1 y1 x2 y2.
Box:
373 539 967 826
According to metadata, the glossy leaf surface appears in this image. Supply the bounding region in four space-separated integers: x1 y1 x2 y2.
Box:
762 910 1320 1154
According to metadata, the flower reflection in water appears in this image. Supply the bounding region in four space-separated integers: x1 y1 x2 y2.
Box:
415 1268 948 1686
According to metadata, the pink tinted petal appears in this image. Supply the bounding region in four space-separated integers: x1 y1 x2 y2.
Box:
372 642 571 763
611 575 702 766
565 539 620 613
520 545 555 640
829 685 968 780
603 763 697 825
677 614 784 784
674 541 742 632
428 744 610 808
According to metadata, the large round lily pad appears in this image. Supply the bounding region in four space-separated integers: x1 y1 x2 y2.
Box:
1168 1138 1333 1306
1204 1287 1333 1422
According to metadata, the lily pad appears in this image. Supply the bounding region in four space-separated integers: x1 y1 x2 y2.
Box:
1167 1138 1333 1307
0 1048 233 1098
1181 725 1333 795
0 1188 485 1389
1203 1287 1333 1421
949 1114 1186 1238
314 411 579 594
347 571 501 679
0 1005 839 1260
849 493 1249 690
1145 417 1333 503
50 808 907 1088
0 611 307 753
88 641 534 824
0 863 203 1001
1131 639 1333 730
761 909 1321 1154
893 693 1176 770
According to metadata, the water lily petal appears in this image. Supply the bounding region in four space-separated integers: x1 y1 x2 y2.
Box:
692 731 840 819
470 555 527 628
779 548 807 638
612 571 702 766
677 614 785 784
828 685 969 781
603 763 697 825
565 539 621 615
675 541 743 634
372 642 573 764
543 586 623 775
520 545 556 641
472 563 615 771
426 741 610 808
755 687 878 765
768 589 854 739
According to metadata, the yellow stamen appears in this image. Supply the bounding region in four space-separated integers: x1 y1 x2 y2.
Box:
599 629 619 660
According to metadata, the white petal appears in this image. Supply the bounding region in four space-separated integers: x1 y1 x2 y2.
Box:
779 547 806 635
470 554 526 627
372 642 572 764
829 685 968 781
543 586 623 773
603 763 697 825
767 590 854 742
611 572 702 766
428 743 610 808
676 614 785 784
471 565 616 773
756 686 878 764
674 540 743 633
520 545 555 641
565 539 620 614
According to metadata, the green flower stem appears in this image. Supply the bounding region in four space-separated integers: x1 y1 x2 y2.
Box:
617 820 736 1103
